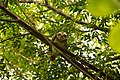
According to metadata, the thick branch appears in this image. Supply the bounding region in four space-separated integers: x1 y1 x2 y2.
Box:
0 3 114 80
0 3 98 79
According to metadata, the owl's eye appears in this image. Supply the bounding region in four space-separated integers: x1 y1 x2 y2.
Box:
58 33 61 36
63 34 67 37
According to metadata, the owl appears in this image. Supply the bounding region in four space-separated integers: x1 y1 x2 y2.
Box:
49 32 68 61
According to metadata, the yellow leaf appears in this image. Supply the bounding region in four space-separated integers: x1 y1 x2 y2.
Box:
109 23 120 52
86 0 118 17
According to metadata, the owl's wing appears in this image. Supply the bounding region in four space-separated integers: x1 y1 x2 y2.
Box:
64 41 68 49
49 45 52 53
52 35 57 41
49 34 57 53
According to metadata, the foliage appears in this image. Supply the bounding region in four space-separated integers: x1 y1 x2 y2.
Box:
0 0 120 80
86 0 118 17
109 23 120 52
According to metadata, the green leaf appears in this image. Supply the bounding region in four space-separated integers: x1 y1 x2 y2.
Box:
109 23 120 52
86 0 118 17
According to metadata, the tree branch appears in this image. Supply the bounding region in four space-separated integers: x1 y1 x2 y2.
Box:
16 0 35 26
3 53 25 79
0 33 31 43
19 0 39 4
0 18 19 22
64 1 81 7
44 4 109 32
105 55 120 63
18 0 109 32
0 3 97 79
44 0 48 5
0 2 114 80
4 0 8 7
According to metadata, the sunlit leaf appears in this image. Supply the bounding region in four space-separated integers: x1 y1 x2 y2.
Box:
0 0 120 79
86 0 118 17
109 23 120 52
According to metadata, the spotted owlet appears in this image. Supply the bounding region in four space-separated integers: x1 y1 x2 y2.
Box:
49 32 68 61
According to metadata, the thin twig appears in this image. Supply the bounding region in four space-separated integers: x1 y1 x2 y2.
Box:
0 33 31 43
4 0 8 7
19 0 39 4
64 1 81 7
0 18 18 22
18 0 109 32
0 2 114 80
0 3 97 79
16 0 35 25
45 0 48 5
3 53 25 79
105 55 120 63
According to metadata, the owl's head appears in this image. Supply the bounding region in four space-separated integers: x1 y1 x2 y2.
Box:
56 32 67 42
